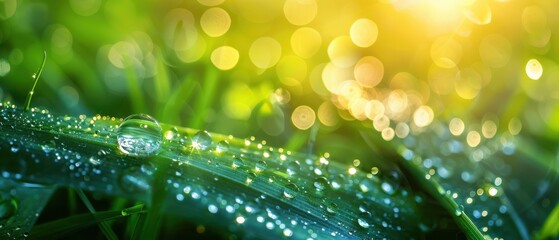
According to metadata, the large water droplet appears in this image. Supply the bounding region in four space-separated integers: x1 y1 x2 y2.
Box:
117 114 162 157
313 177 329 191
192 130 212 150
0 193 17 220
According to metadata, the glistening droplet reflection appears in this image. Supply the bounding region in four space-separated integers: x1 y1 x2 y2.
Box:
117 114 162 157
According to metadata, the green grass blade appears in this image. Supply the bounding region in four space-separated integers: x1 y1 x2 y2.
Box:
189 67 219 129
24 51 47 111
31 205 146 239
537 202 559 239
76 189 118 240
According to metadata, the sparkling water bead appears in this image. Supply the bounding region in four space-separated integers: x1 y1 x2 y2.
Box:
192 130 212 150
117 114 163 157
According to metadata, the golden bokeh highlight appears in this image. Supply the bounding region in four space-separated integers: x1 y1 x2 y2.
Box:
354 56 384 88
200 8 231 37
364 100 384 120
382 127 395 141
328 36 360 67
413 105 434 128
525 59 543 80
249 37 282 69
350 18 378 48
463 0 492 25
211 46 239 70
290 27 322 59
482 120 497 139
449 117 465 136
373 115 390 131
291 105 316 130
321 63 353 95
283 0 317 26
467 130 481 147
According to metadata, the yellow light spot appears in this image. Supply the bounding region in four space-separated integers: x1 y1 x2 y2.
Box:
200 8 231 37
322 63 353 95
365 100 385 120
317 102 339 127
386 90 408 114
283 0 317 26
463 0 492 25
276 55 307 86
164 130 174 140
525 59 543 80
371 167 379 175
466 198 473 204
382 127 395 141
467 131 481 147
108 41 135 68
249 37 282 69
482 120 497 139
353 159 361 167
488 187 498 196
354 56 384 88
348 167 357 175
328 36 360 67
373 115 390 132
290 27 322 59
348 98 368 120
211 46 239 70
479 34 511 68
508 118 522 135
449 118 465 136
430 37 462 68
291 105 316 130
413 106 434 128
455 68 482 99
481 210 488 217
350 18 378 48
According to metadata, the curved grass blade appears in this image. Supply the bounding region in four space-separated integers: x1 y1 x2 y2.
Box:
24 51 47 111
0 102 426 238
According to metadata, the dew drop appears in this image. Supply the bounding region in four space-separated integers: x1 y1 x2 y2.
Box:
381 182 395 195
117 114 162 157
0 193 17 220
192 130 212 150
215 140 229 153
286 161 300 176
326 202 338 215
233 157 244 168
357 218 370 228
283 183 299 199
255 160 267 172
313 177 329 191
455 205 464 216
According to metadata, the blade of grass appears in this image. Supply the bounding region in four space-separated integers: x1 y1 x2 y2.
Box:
124 57 146 113
537 202 559 239
189 67 219 129
76 189 118 240
31 205 146 239
154 49 171 119
161 74 198 124
139 156 169 240
24 51 46 111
